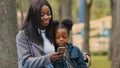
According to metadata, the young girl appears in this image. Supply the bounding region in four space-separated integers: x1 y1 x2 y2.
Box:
52 19 87 68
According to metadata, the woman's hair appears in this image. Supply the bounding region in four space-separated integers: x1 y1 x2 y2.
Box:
53 19 73 51
22 0 54 45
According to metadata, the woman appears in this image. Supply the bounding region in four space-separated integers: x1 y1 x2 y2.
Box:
16 0 64 68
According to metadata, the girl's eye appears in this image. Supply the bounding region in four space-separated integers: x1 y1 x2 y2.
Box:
62 36 66 38
56 36 60 39
63 35 67 38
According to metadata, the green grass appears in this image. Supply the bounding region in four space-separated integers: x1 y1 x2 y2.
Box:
90 55 111 68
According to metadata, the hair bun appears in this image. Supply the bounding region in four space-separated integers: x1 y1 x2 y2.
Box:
53 20 59 28
62 19 73 30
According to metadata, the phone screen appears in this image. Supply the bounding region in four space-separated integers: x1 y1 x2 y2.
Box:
57 47 65 53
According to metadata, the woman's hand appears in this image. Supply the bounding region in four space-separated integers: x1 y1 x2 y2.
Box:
83 53 91 67
49 52 64 62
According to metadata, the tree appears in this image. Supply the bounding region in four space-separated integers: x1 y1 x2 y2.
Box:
82 0 92 53
112 0 120 68
17 0 31 30
90 0 110 20
108 0 116 61
61 0 72 20
0 0 18 68
24 0 31 13
59 0 72 42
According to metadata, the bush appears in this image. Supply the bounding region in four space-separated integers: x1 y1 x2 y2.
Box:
91 51 107 56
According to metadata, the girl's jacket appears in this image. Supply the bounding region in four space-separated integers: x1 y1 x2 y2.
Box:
53 43 87 68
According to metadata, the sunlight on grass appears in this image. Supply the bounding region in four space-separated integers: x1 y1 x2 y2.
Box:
90 55 111 68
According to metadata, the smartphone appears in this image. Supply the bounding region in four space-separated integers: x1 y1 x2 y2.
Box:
57 47 65 53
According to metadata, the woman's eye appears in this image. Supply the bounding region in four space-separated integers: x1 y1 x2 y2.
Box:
41 13 51 17
47 13 51 16
41 14 44 16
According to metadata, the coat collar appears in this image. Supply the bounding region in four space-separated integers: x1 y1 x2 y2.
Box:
67 43 80 58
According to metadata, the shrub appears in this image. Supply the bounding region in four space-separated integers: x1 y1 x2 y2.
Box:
91 51 107 56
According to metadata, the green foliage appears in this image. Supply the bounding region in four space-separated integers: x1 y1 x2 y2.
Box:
15 0 111 23
90 0 111 20
90 55 111 68
91 51 108 56
16 0 25 11
47 0 60 20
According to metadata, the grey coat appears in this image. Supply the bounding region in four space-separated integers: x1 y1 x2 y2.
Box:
16 30 51 68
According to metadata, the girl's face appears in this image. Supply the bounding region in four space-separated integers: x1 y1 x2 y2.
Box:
40 5 51 28
55 28 69 47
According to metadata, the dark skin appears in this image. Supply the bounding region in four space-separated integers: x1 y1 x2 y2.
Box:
40 5 91 65
49 52 64 62
40 5 51 29
40 5 64 62
55 28 69 47
55 28 91 67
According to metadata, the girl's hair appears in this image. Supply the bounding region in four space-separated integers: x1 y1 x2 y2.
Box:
53 19 73 51
22 0 54 45
53 19 73 35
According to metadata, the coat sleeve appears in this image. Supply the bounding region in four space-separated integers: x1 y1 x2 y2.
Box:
16 30 51 68
75 47 87 68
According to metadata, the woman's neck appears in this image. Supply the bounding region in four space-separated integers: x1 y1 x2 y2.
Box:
38 26 46 30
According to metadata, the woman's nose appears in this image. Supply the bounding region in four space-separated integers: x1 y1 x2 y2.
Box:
44 14 48 19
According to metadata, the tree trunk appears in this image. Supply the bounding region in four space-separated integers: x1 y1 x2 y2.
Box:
61 0 72 20
112 0 120 68
0 0 18 68
58 3 62 21
108 0 116 61
82 0 92 53
18 0 25 30
24 0 31 14
61 0 73 42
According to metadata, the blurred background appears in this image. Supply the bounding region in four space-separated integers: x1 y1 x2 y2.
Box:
1 0 120 68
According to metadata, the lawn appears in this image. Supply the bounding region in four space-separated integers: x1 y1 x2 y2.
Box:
90 55 111 68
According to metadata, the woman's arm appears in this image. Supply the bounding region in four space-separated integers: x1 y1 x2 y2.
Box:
16 30 51 68
75 47 87 68
83 52 91 67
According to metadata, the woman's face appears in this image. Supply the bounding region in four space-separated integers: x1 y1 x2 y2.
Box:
40 5 51 28
55 28 69 47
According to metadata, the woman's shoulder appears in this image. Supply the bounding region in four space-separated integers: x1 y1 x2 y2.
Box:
17 30 25 36
16 30 26 39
